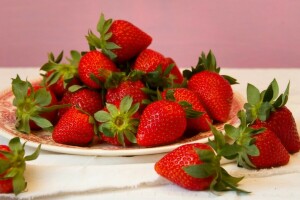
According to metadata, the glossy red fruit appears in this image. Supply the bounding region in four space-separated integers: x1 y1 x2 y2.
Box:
53 108 95 146
132 49 168 73
155 143 214 190
250 123 290 169
257 106 300 154
106 80 148 112
58 88 103 117
188 71 233 122
162 88 212 133
78 51 119 89
136 100 187 147
0 145 13 194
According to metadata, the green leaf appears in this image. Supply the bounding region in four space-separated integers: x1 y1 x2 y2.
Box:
224 124 240 140
117 132 125 146
219 143 241 158
24 144 41 161
128 103 140 116
183 163 215 178
16 114 31 134
101 125 115 137
120 96 133 113
246 144 260 156
97 13 106 33
12 172 26 195
0 159 10 174
195 148 215 163
106 103 119 117
247 83 260 105
124 131 137 144
11 75 29 101
9 137 23 153
68 85 86 92
257 102 272 121
34 88 51 106
30 116 53 129
94 110 112 122
222 75 238 85
106 42 121 50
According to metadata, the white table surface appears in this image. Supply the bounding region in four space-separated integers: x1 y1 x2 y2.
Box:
0 67 300 200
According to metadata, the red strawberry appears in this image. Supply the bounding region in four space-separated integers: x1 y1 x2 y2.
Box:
40 51 82 99
94 96 140 146
52 108 96 146
0 137 41 195
244 79 300 153
106 80 148 112
78 50 119 89
162 88 212 134
132 49 167 73
58 87 103 117
224 110 290 169
164 57 184 85
86 13 152 62
250 123 290 168
155 141 246 192
184 51 237 122
12 76 59 133
136 100 187 147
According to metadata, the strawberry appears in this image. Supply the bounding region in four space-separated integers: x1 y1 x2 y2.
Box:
155 126 247 192
94 96 140 146
183 51 237 123
132 49 167 73
78 50 119 89
104 71 149 112
58 87 103 117
86 13 152 62
224 110 290 169
12 75 60 133
40 51 82 99
162 88 212 134
244 79 300 153
0 137 41 195
52 108 96 146
136 100 187 147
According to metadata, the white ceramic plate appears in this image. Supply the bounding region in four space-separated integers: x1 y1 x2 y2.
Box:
0 86 244 156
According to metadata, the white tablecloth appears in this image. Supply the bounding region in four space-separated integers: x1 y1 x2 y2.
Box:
0 67 300 200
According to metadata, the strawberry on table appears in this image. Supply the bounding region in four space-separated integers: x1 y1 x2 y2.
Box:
78 50 119 89
224 110 290 169
52 108 96 146
12 75 60 133
183 50 237 123
86 13 152 63
40 50 82 99
94 96 140 146
0 137 41 195
155 126 247 192
244 79 300 153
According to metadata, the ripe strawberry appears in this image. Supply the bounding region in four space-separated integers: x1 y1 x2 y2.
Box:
0 137 41 195
132 49 167 73
40 51 82 99
224 110 290 169
86 13 152 62
94 96 140 146
12 76 59 133
184 51 237 123
106 79 148 112
58 87 103 117
52 108 96 146
136 100 187 147
162 88 212 134
244 79 300 153
78 50 119 89
155 140 247 192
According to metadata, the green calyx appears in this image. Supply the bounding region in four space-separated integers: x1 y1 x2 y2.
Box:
94 96 139 146
224 110 264 169
244 79 290 123
12 75 59 134
184 124 249 193
86 13 121 60
183 50 238 85
40 50 81 89
0 137 41 195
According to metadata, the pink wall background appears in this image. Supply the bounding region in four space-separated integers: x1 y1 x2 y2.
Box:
0 0 300 68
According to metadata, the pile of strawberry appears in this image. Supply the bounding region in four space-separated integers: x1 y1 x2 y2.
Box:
11 14 237 148
6 13 300 195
